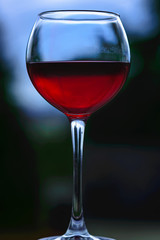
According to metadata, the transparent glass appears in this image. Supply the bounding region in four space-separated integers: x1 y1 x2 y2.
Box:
26 10 130 240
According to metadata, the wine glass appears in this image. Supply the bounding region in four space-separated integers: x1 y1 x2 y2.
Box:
26 10 130 240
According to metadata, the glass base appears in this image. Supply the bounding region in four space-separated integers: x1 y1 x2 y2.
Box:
39 236 116 240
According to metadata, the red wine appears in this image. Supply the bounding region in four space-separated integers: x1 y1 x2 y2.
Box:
27 61 130 119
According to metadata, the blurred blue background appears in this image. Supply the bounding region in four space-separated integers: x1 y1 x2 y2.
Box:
1 0 160 240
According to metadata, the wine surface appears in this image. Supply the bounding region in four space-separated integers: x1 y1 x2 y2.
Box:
27 61 130 119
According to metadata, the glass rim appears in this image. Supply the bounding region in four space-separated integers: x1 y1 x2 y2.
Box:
38 10 120 21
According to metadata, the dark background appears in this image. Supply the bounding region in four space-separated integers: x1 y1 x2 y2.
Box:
0 0 160 238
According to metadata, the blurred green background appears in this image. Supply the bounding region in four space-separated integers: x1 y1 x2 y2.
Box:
1 0 160 240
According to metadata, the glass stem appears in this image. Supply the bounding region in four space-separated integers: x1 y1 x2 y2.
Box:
65 119 89 237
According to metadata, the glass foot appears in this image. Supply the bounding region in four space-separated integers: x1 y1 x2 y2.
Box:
39 236 116 240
